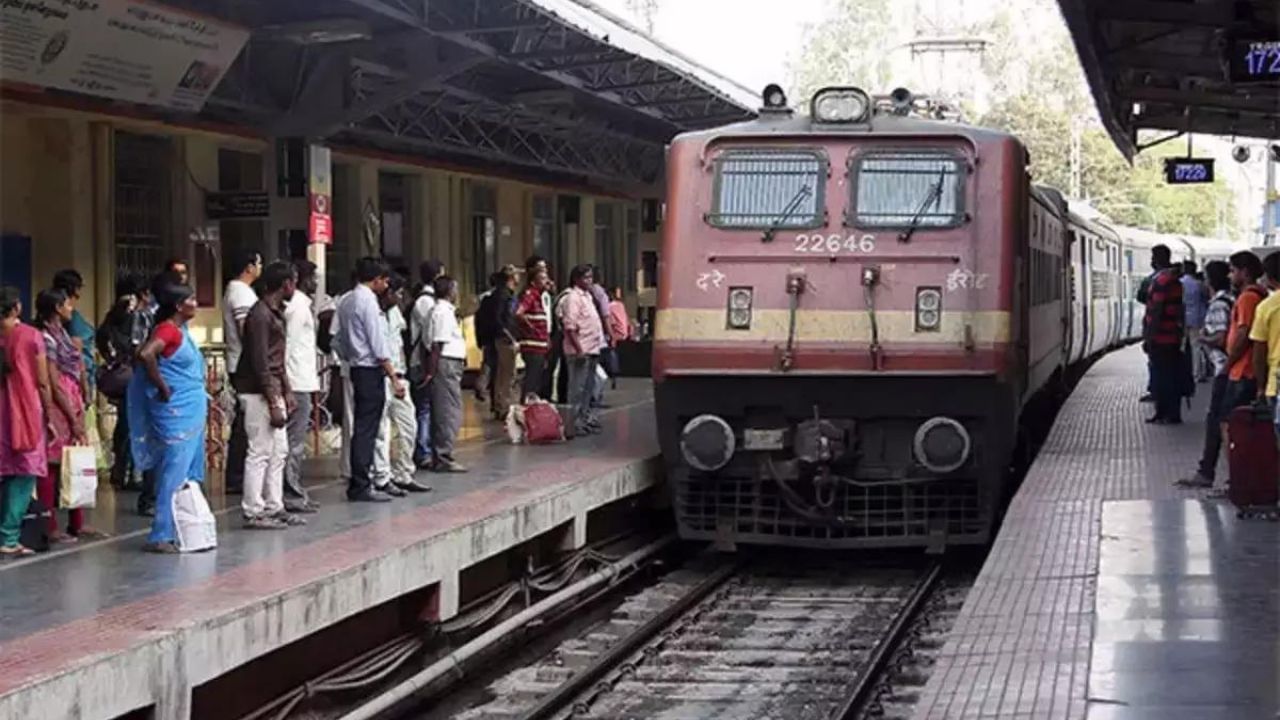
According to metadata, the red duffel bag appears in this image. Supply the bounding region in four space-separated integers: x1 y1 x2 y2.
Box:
523 401 565 444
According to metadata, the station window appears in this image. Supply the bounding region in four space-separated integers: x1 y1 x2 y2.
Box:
378 172 411 263
708 149 825 229
594 202 619 289
532 195 556 275
471 184 497 295
641 250 658 290
850 151 965 228
624 206 640 293
114 131 172 290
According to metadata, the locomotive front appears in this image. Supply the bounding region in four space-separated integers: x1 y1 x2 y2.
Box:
654 87 1027 552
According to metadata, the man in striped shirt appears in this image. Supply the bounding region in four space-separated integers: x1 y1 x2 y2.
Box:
517 265 552 400
1143 244 1186 424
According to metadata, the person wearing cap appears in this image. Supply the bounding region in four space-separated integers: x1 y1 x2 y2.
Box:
490 265 520 419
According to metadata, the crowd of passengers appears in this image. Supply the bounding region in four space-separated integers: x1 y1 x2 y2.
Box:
1136 245 1280 487
0 253 633 555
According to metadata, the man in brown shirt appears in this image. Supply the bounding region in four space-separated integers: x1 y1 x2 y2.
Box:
233 261 299 529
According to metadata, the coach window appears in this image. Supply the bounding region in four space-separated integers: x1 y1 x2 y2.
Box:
707 149 826 229
848 151 965 228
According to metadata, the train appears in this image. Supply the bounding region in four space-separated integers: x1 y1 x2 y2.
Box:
652 85 1249 552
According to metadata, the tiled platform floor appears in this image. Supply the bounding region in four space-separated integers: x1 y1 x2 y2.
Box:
914 345 1279 720
0 380 658 720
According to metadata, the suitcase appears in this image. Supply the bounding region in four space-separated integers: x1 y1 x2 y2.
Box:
1226 404 1279 516
20 498 51 553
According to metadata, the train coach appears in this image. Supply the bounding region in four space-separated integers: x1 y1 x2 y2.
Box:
652 85 1235 553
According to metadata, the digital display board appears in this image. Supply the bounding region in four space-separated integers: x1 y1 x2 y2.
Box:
1228 38 1280 84
1164 158 1215 185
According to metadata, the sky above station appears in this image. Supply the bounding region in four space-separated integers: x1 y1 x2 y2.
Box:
592 0 1271 241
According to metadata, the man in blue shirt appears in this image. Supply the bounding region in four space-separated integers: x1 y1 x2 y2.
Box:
336 257 402 503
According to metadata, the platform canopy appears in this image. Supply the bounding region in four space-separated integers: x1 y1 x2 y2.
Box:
1058 0 1280 158
166 0 757 185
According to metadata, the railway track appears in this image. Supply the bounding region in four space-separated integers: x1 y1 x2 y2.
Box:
442 554 951 720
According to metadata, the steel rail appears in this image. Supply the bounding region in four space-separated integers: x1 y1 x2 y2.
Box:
829 562 944 720
336 534 679 720
517 560 741 720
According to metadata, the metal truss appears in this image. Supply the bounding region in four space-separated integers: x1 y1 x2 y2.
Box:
190 0 753 185
348 72 665 182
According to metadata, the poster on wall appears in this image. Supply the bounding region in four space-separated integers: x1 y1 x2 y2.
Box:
0 0 249 112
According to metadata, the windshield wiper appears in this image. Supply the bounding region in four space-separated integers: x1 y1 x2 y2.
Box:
761 184 812 243
897 169 948 243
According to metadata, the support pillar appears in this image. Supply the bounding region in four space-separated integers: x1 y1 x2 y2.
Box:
153 636 192 720
90 122 115 319
558 513 589 552
437 574 460 621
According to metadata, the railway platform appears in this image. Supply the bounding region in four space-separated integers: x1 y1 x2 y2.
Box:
0 381 659 720
914 345 1278 720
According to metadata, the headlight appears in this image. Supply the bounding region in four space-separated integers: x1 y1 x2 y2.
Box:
727 287 752 329
681 415 736 472
915 287 942 331
913 417 970 474
811 87 870 123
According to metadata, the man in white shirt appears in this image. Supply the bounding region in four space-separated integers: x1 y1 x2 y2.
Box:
373 274 431 493
408 259 444 467
425 276 468 473
282 261 322 513
223 249 262 495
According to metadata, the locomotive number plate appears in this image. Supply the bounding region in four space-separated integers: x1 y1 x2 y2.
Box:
793 233 876 254
742 428 786 451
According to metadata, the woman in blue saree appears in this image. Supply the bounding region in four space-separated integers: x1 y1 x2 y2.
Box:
129 282 207 553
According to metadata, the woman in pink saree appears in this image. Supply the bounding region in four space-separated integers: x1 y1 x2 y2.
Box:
0 287 54 557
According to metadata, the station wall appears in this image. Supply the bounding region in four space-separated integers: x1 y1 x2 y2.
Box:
0 96 661 359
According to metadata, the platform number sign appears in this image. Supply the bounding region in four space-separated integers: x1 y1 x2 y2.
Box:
1228 37 1280 84
1164 158 1215 185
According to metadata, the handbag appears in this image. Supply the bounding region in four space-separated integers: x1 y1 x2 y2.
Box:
523 400 565 445
96 360 133 400
19 497 51 552
173 481 217 553
84 404 110 473
59 445 98 509
505 404 526 444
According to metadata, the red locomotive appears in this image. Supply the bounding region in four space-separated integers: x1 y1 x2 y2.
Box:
653 86 1156 551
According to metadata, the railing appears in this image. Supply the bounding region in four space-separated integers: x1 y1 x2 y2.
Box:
200 343 337 470
202 344 230 472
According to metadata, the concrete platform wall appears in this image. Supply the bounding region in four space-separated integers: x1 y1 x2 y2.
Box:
0 454 660 720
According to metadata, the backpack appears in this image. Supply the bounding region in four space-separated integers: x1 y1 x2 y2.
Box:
475 293 499 348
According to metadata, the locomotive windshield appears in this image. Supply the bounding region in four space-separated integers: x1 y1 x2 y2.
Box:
709 149 826 228
851 152 965 228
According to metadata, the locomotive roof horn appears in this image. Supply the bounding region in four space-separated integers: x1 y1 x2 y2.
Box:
890 87 915 116
760 83 790 114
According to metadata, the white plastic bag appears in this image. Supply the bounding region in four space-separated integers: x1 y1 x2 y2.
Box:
173 481 217 553
59 446 98 509
506 404 526 444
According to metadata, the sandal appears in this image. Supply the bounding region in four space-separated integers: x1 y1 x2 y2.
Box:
0 544 36 557
49 531 78 544
74 527 112 540
142 541 179 554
